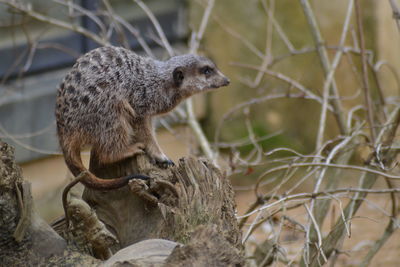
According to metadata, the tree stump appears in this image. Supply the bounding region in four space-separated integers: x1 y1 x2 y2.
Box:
0 141 99 266
0 140 244 266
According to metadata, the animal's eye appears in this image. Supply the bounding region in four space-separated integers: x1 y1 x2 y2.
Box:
201 66 213 75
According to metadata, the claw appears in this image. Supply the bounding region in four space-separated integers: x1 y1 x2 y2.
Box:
155 158 175 168
125 174 150 181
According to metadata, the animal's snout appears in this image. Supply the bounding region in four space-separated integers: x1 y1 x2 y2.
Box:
222 77 230 86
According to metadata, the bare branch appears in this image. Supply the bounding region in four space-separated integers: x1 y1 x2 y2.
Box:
355 0 376 143
102 0 130 48
231 62 327 104
299 0 347 135
189 0 215 54
133 0 174 56
186 0 217 162
389 0 400 32
255 162 400 195
261 0 295 52
315 0 354 150
0 0 109 46
110 14 155 57
52 0 107 37
238 187 400 220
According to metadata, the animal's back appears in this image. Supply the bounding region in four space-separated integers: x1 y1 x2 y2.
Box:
55 46 145 144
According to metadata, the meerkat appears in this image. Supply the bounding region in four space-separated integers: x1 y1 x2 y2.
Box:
55 46 230 191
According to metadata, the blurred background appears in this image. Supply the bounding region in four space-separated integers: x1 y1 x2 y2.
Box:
1 0 400 265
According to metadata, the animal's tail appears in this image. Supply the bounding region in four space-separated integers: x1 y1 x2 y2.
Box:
63 144 149 190
61 144 149 228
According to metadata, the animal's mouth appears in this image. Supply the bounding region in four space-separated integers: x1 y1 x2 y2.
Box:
209 79 230 89
204 77 230 90
204 84 221 91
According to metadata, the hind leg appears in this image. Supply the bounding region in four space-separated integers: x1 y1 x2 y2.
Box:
96 142 146 164
93 118 145 165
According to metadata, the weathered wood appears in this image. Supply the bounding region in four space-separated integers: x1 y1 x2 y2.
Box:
101 239 179 266
0 141 99 266
0 140 243 266
164 225 243 266
83 152 243 256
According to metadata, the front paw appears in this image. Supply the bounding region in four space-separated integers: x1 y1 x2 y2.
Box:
156 158 175 168
149 154 174 168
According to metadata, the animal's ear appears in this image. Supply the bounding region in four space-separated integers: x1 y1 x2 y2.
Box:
173 67 184 87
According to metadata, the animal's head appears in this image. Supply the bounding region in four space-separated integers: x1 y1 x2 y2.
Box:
167 54 230 97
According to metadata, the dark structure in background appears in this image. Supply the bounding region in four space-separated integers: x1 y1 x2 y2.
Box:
0 0 186 162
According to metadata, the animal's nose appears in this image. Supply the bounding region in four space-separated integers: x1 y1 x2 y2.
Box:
223 77 230 86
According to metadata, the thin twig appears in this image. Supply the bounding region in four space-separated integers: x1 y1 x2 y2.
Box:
102 0 130 48
262 0 295 52
0 122 61 155
254 162 400 195
53 0 107 37
355 0 376 143
299 0 347 135
315 0 354 150
214 92 330 146
243 108 263 165
110 14 154 57
238 187 400 220
231 63 327 104
304 204 328 263
133 0 174 56
0 0 109 46
389 0 400 32
250 0 274 88
313 130 359 194
186 0 216 161
201 3 263 59
189 0 215 54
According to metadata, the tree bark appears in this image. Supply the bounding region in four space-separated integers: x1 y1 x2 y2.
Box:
0 141 99 266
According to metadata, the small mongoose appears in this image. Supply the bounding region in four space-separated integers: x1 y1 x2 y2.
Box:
55 46 230 191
